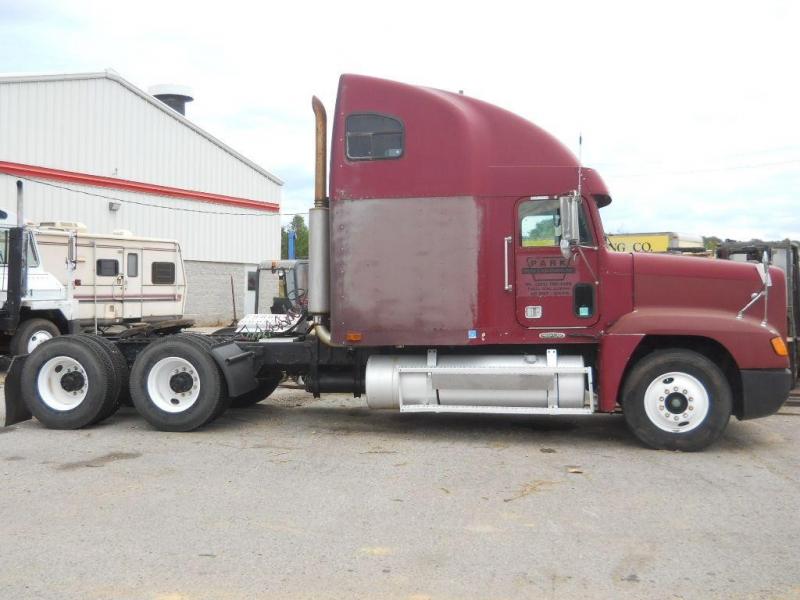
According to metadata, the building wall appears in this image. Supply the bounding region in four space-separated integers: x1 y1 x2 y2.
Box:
0 71 284 325
0 173 281 265
0 72 282 265
183 261 279 327
0 74 282 199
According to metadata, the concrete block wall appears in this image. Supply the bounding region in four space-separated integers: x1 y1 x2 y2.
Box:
183 260 279 326
256 267 281 316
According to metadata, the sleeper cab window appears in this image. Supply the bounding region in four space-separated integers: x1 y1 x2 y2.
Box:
96 259 119 277
151 262 176 285
346 113 404 160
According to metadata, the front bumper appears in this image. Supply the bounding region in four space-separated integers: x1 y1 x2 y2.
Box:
738 368 793 420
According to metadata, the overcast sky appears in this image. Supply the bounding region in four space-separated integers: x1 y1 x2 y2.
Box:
2 0 798 240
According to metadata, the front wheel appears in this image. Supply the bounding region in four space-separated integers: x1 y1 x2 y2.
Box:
622 349 732 451
11 318 61 356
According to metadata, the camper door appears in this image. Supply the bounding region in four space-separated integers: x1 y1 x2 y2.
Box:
123 249 142 320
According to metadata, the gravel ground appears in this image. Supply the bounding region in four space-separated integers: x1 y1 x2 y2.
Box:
1 384 799 600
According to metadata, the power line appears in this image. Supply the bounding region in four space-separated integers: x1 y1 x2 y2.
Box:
590 144 800 169
11 175 310 217
603 158 800 178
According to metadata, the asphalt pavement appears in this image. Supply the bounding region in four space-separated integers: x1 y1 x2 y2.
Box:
1 385 799 600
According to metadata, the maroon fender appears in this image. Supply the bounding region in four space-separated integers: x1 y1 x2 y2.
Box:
597 333 644 412
607 307 786 370
597 307 789 412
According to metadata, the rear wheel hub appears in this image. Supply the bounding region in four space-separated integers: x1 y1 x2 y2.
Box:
169 372 194 394
60 371 86 393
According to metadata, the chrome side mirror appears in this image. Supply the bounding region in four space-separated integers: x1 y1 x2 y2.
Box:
558 192 581 259
756 251 772 287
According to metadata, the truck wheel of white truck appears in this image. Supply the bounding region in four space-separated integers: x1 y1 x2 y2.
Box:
622 349 732 451
19 336 119 429
130 334 228 432
10 318 61 356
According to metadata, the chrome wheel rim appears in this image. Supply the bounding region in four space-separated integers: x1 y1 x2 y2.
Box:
643 371 710 433
146 356 201 413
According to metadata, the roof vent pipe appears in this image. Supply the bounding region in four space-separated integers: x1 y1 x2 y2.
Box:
149 84 194 116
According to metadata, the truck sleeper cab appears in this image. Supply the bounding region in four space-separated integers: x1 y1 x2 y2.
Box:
4 75 792 451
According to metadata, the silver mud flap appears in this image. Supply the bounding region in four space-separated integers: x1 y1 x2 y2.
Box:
3 355 31 426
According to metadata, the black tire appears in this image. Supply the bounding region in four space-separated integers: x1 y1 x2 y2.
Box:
230 373 282 408
130 334 227 432
20 336 115 429
10 318 61 356
622 349 732 451
181 334 231 422
77 334 129 419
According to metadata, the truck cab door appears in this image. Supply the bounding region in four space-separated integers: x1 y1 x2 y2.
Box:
513 196 599 329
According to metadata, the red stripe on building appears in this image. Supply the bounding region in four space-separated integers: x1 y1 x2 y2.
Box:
0 161 280 212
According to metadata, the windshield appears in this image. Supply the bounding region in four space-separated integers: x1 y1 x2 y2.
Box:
0 228 41 267
27 231 40 268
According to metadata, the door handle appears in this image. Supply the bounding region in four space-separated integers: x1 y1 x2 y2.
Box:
504 236 513 292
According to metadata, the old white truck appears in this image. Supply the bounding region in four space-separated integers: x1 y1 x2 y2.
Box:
0 208 79 354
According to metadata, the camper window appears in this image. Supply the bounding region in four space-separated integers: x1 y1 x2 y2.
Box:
152 262 175 285
96 259 119 277
127 253 138 277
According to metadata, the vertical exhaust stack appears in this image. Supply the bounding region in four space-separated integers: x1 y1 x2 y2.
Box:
309 96 336 346
149 84 194 116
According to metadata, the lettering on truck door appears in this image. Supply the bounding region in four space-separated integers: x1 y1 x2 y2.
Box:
514 196 600 329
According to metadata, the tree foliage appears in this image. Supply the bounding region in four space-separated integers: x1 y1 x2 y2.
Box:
702 235 722 251
281 214 309 259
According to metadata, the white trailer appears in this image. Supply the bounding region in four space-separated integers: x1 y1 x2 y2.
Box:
34 223 187 329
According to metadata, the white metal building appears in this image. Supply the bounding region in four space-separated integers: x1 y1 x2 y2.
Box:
0 70 282 325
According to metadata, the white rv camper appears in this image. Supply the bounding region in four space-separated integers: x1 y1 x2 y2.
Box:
35 223 186 328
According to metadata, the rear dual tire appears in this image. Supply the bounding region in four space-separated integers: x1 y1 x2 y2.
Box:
130 334 229 432
20 335 124 429
230 373 282 408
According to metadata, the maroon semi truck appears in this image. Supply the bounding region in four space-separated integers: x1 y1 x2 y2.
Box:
3 74 792 451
